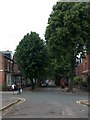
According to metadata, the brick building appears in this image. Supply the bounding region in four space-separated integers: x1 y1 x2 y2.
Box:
13 55 22 84
0 51 14 90
0 51 23 90
76 54 90 81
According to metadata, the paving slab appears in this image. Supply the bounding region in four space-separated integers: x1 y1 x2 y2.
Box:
2 97 21 109
0 92 22 111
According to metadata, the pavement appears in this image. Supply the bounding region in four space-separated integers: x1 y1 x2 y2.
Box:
54 87 90 106
0 87 89 111
1 97 22 111
0 91 23 111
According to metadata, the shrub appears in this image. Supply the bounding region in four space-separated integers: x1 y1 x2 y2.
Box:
74 76 82 85
87 75 90 92
81 81 88 87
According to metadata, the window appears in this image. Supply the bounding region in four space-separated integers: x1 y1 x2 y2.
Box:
6 73 11 86
7 60 10 71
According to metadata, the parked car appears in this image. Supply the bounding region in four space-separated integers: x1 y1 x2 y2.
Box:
48 81 56 87
41 81 48 87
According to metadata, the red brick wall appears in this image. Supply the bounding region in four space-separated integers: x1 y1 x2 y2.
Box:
0 53 4 84
13 63 20 74
76 54 90 76
0 53 14 85
13 55 21 75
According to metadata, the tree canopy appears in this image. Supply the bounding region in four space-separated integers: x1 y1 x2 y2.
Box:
45 2 90 90
15 31 48 89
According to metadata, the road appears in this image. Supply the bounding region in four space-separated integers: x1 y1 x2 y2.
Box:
2 87 88 118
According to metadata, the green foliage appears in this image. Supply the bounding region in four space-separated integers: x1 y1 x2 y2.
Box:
45 2 90 58
81 81 88 87
15 31 48 82
74 76 82 85
45 2 90 91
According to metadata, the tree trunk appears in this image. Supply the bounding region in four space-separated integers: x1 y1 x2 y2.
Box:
68 74 74 91
31 78 34 90
68 57 76 91
37 79 41 87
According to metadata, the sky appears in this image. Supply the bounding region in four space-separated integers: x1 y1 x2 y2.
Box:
0 0 58 53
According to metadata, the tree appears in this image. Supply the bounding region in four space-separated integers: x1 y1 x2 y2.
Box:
45 2 90 91
48 54 70 86
15 31 48 90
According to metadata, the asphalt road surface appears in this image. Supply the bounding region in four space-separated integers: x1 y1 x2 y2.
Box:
2 87 88 118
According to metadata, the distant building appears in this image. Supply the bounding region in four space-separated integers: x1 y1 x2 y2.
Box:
1 50 13 59
76 54 90 81
13 55 22 84
0 50 22 90
0 51 14 90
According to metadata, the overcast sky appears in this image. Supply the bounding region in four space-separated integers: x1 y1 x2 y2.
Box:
0 0 58 53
